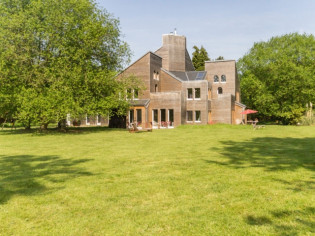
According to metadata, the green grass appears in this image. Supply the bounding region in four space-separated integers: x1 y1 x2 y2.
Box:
0 125 314 235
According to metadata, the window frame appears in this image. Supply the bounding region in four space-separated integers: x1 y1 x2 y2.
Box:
187 110 193 122
187 88 193 100
221 75 226 83
214 75 219 83
195 111 201 122
194 88 201 99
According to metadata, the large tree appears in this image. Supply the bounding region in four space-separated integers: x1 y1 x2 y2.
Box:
238 33 315 124
0 0 132 129
192 46 210 71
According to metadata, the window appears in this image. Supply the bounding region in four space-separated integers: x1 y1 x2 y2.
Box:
66 114 71 126
136 109 142 125
97 114 101 125
214 75 219 83
155 84 158 92
134 89 139 99
153 109 158 126
195 111 201 122
168 109 174 127
127 88 132 99
187 88 193 99
187 111 193 122
156 72 159 80
86 115 90 125
195 88 201 99
218 87 223 94
161 109 167 127
221 75 226 82
129 110 134 123
153 70 156 79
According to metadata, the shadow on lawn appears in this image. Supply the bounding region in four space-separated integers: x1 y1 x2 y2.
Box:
0 155 92 204
205 137 315 173
245 207 315 235
0 126 126 136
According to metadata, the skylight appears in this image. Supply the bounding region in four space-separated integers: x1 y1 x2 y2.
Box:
196 72 205 80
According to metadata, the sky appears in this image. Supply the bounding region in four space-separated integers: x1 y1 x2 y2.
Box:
96 0 315 63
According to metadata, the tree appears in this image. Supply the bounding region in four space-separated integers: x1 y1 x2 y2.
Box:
192 46 210 71
216 56 225 60
0 0 132 129
238 33 315 124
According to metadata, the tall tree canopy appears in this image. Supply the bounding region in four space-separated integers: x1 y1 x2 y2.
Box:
192 46 210 71
238 33 315 124
0 0 132 128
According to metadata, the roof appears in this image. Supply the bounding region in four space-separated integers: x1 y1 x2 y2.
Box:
169 71 207 81
235 101 246 108
205 60 235 63
129 99 150 107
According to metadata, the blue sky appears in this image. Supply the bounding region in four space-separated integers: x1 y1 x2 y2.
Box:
96 0 315 63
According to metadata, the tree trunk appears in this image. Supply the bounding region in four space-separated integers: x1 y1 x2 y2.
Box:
58 119 67 131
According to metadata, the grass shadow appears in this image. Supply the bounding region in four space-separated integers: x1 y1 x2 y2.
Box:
0 155 93 204
0 126 127 136
205 137 315 173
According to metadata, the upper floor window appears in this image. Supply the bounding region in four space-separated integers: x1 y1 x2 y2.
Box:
218 87 223 94
195 88 200 99
214 75 219 83
127 88 132 99
156 72 159 80
153 70 156 80
134 89 139 99
187 88 193 99
221 75 226 82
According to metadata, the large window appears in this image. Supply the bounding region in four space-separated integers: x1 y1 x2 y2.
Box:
153 109 158 126
136 109 142 125
161 109 167 127
169 109 174 127
187 111 193 122
195 88 201 99
187 88 193 99
195 111 201 122
129 110 134 123
221 75 226 82
214 75 219 83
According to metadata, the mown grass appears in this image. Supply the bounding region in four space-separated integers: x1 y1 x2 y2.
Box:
0 125 314 235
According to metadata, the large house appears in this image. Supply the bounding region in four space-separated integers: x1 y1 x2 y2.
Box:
115 32 246 129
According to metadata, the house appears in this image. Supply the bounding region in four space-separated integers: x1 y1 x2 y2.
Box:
114 32 246 129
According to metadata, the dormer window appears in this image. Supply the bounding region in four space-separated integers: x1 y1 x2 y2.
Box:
221 75 226 82
214 75 219 83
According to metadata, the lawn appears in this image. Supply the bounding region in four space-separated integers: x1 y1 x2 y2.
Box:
0 125 314 235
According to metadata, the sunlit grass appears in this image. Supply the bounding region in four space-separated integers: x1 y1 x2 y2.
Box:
0 125 314 235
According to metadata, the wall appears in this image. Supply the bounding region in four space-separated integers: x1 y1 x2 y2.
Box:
211 94 233 124
205 60 236 100
182 81 209 125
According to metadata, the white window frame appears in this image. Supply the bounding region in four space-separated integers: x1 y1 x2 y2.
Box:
168 109 174 128
187 111 193 123
214 75 219 83
221 75 227 83
86 115 90 126
187 88 193 100
66 114 71 126
195 111 201 122
97 114 101 126
194 88 201 100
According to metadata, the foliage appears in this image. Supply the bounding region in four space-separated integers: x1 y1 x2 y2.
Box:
0 125 315 235
0 0 132 128
192 45 210 71
216 56 225 60
238 33 315 124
